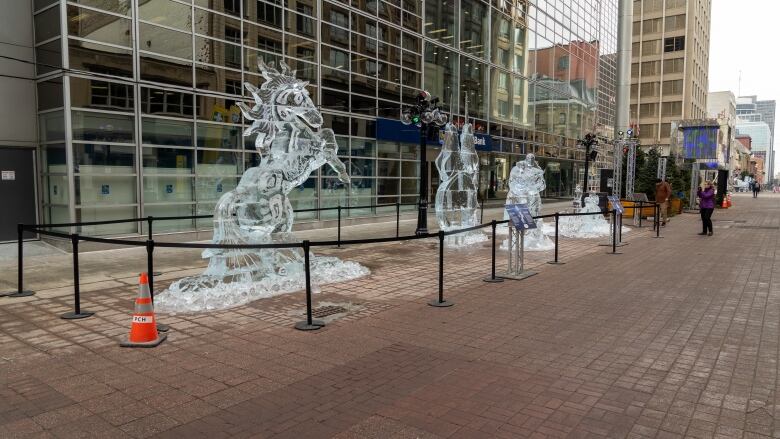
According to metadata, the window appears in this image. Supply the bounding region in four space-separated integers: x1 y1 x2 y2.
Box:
557 56 569 70
224 0 240 16
225 27 241 68
642 18 661 34
662 101 682 116
664 36 685 53
640 81 660 97
497 72 508 90
663 58 684 74
663 79 683 95
642 40 661 56
638 123 657 139
641 60 660 75
665 14 686 31
257 1 282 26
639 103 657 117
632 21 640 36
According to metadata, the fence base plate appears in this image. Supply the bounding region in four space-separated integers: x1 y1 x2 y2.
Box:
606 251 623 255
157 323 170 332
2 290 35 298
294 320 325 331
547 261 565 265
428 299 454 307
482 276 504 283
598 242 628 247
500 271 537 281
61 311 95 320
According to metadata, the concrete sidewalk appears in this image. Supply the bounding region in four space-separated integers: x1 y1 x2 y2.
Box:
3 194 775 438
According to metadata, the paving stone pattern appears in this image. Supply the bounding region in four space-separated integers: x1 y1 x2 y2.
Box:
1 194 779 438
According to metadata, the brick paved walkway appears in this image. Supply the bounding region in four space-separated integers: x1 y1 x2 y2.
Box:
1 193 779 438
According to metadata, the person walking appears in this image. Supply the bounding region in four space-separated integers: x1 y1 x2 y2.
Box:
697 180 715 236
752 180 760 198
655 178 672 226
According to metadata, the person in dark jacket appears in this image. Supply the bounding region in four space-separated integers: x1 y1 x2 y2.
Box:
697 180 715 236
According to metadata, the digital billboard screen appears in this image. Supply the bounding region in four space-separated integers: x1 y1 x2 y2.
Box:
681 126 718 159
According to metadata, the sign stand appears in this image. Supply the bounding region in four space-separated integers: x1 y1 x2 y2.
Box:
600 196 628 247
501 204 537 281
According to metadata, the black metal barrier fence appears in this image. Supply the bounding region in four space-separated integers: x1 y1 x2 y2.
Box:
3 201 662 331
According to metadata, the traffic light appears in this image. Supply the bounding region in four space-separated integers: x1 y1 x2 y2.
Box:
411 115 421 124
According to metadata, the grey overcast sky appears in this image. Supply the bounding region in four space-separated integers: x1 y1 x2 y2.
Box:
708 0 778 172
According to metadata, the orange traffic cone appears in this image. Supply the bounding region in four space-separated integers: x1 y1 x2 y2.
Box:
727 194 732 207
120 273 166 348
721 197 728 209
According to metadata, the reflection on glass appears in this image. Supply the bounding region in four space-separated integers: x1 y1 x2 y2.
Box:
197 122 241 149
196 150 241 175
34 6 60 43
67 6 132 47
142 118 194 146
74 143 135 174
141 87 194 117
76 175 137 205
460 0 488 59
39 112 65 143
460 57 488 119
143 203 195 231
424 0 456 45
36 40 62 75
77 207 138 235
140 0 192 31
71 111 135 143
139 23 192 59
69 39 134 78
143 147 194 173
70 78 134 112
144 175 194 203
140 53 193 87
38 79 64 111
424 42 457 108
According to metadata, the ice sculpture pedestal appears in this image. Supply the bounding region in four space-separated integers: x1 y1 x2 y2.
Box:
500 228 537 281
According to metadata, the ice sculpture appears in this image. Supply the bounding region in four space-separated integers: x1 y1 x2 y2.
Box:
559 193 612 238
157 61 368 313
502 154 554 251
434 121 485 247
572 184 583 210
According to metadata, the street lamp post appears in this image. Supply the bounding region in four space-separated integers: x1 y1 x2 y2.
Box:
580 133 598 206
401 91 448 236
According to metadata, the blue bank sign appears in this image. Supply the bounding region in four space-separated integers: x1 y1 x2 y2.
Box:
375 118 493 151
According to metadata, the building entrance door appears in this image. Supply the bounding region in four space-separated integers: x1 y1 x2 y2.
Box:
0 148 37 241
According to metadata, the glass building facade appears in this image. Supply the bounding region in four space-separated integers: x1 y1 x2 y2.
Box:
32 0 618 235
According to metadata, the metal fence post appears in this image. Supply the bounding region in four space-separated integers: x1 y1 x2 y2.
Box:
607 210 621 255
396 202 400 238
484 220 504 283
654 204 663 238
147 216 162 276
295 240 325 330
2 224 35 297
638 201 643 227
146 239 169 332
61 234 93 319
429 230 454 307
548 212 564 265
337 205 342 248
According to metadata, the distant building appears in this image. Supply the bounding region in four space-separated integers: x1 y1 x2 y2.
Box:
707 91 736 171
737 96 776 181
630 0 711 150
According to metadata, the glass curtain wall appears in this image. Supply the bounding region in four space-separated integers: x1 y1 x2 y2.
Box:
36 0 617 234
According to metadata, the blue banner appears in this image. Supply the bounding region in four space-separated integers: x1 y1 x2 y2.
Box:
681 126 718 159
375 118 493 151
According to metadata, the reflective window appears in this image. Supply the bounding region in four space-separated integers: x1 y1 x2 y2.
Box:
34 6 61 43
39 111 65 143
67 6 132 47
141 87 194 117
142 118 194 146
71 111 135 143
70 0 132 15
140 0 193 31
196 122 242 149
142 147 194 173
196 151 241 174
73 143 135 173
460 0 488 58
139 23 193 59
424 43 457 108
70 78 134 112
37 79 64 111
424 0 456 45
69 39 133 78
140 53 193 87
36 40 62 75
